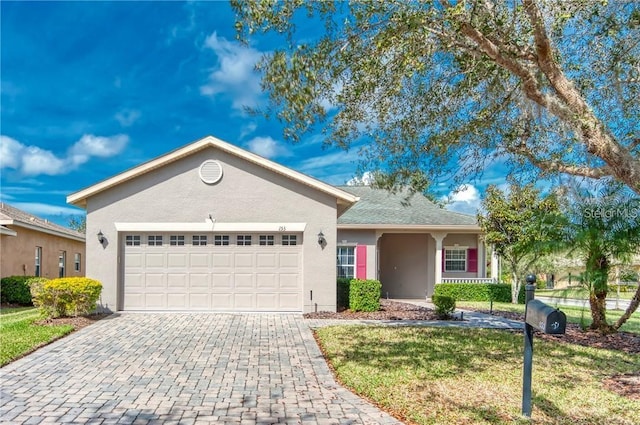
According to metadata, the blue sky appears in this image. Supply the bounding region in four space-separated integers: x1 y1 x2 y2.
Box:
1 1 492 227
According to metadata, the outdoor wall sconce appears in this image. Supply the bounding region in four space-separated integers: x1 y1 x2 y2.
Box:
97 230 105 244
317 231 326 246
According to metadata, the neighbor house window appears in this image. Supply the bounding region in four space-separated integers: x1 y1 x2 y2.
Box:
192 235 207 246
35 247 42 277
170 235 185 246
444 248 467 272
148 235 163 246
74 253 81 272
126 235 141 246
259 235 274 246
214 235 229 246
282 235 297 246
336 246 355 279
59 251 66 278
237 235 252 246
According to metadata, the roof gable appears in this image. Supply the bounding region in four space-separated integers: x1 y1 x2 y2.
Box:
67 135 358 210
0 203 85 241
337 186 479 229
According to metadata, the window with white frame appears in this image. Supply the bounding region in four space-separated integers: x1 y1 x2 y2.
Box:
282 234 297 246
74 253 81 272
336 246 355 279
170 235 185 246
59 251 66 278
192 235 207 246
35 246 42 277
237 235 252 246
148 235 163 246
126 235 141 246
445 248 467 272
259 235 274 246
214 235 230 246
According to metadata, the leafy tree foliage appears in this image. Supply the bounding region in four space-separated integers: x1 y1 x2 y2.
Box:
477 183 562 303
233 1 640 194
558 185 640 333
68 215 86 233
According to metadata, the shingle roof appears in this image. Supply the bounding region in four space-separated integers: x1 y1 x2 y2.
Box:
337 186 478 227
0 203 85 241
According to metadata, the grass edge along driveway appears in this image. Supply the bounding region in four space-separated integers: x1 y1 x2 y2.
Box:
0 307 73 367
315 326 640 425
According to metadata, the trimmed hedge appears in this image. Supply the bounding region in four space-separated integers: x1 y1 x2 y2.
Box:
30 277 102 318
432 295 456 319
434 283 513 303
337 278 351 310
349 279 382 312
0 276 41 305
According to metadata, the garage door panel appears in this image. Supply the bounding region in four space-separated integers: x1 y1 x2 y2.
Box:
189 273 210 288
123 232 302 311
257 274 276 289
167 273 187 289
234 273 254 289
234 293 254 309
167 253 187 268
145 273 165 288
189 253 210 267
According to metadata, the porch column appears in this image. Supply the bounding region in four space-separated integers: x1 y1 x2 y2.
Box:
431 232 447 286
491 245 499 282
477 234 486 278
375 231 384 280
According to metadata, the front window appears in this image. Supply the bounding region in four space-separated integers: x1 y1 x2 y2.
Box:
59 251 66 278
192 235 208 246
337 246 355 279
259 235 274 246
170 235 185 246
35 247 42 277
282 235 297 246
148 235 163 246
126 235 141 246
237 235 252 246
74 253 81 272
214 235 230 246
445 248 467 272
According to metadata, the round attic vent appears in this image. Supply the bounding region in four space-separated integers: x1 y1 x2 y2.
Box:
199 160 223 184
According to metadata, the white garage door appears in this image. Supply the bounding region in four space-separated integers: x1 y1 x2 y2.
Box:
122 233 302 311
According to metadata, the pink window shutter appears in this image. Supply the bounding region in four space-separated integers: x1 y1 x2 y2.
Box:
467 248 478 273
441 248 445 271
356 245 367 279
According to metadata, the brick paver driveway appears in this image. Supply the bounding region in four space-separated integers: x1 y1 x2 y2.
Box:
0 314 401 425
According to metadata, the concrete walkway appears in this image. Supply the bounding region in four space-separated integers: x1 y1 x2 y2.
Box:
0 314 401 425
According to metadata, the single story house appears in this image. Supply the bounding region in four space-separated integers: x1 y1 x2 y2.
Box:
0 203 85 279
67 136 489 313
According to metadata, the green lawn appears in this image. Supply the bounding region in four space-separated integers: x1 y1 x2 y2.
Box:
0 307 74 367
536 286 636 300
315 326 640 425
457 301 640 334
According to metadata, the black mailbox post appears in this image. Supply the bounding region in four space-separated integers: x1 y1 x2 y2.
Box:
521 274 566 419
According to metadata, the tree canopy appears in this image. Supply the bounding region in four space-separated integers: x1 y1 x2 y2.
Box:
233 0 640 194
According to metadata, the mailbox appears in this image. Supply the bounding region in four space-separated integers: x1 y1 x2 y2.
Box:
525 299 566 334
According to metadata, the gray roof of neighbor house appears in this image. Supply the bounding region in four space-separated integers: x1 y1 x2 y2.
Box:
337 186 479 228
0 203 85 241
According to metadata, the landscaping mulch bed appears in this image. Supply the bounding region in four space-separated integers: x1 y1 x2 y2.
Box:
304 299 443 321
36 313 111 331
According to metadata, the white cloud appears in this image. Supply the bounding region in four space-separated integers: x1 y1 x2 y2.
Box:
296 150 361 177
0 134 129 176
200 32 264 112
442 184 482 215
239 122 257 139
115 109 141 127
246 136 290 159
12 202 82 217
346 171 376 186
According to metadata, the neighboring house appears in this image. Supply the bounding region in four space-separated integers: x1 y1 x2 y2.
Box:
0 203 86 279
67 136 487 313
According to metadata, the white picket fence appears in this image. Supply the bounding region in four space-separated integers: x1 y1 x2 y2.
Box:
440 278 498 284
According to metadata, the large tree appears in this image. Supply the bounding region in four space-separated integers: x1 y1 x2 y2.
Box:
232 0 640 194
477 183 563 303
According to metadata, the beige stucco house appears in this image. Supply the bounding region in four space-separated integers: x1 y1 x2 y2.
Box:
0 203 85 279
67 135 488 313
